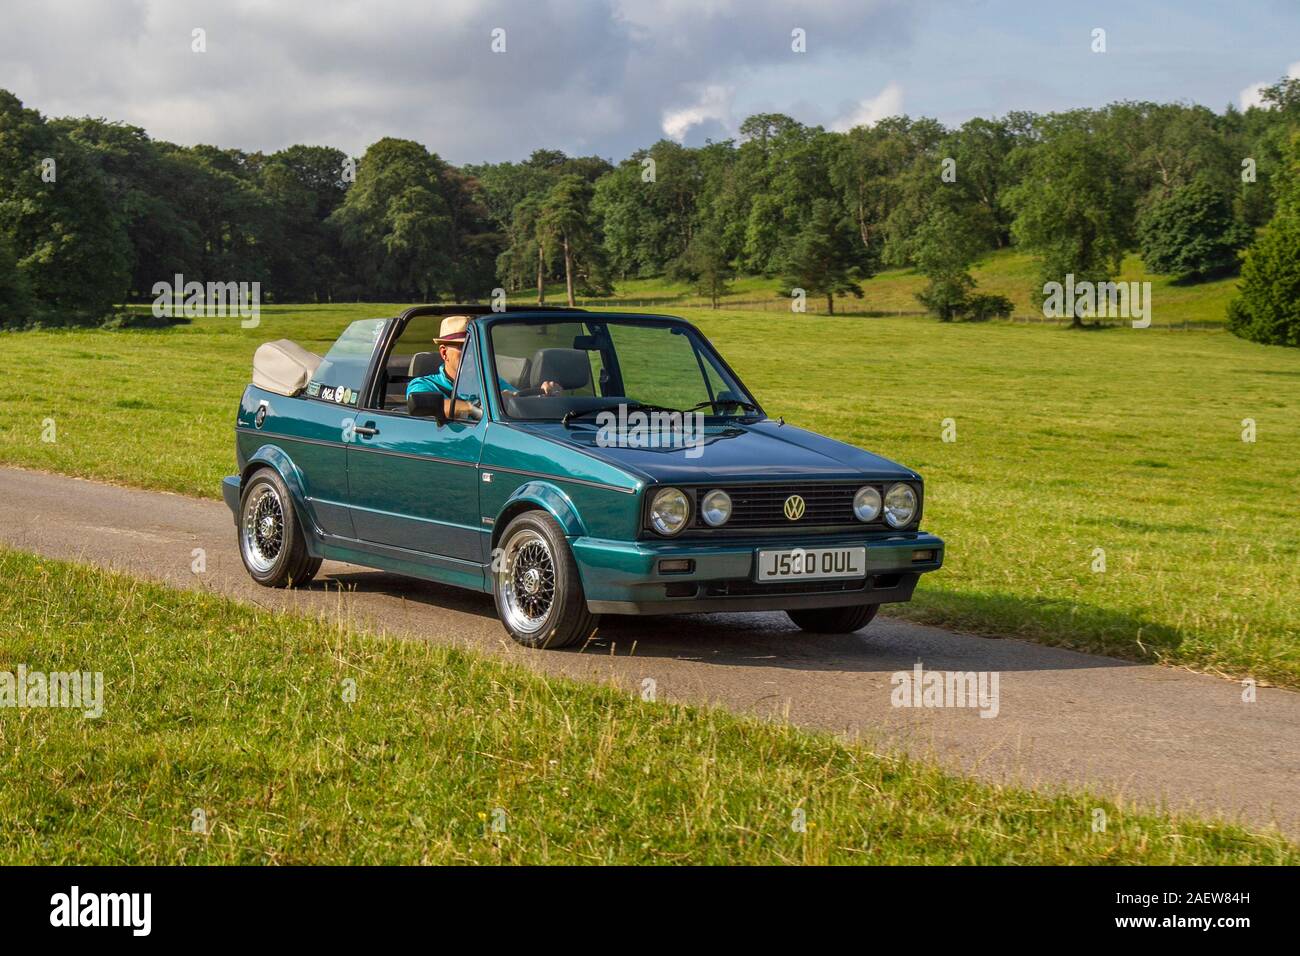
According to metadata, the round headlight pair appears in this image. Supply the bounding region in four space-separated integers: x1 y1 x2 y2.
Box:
854 483 917 527
650 487 732 535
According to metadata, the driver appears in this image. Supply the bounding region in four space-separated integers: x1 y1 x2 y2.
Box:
408 316 564 411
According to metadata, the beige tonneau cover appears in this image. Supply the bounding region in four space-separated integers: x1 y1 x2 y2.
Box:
252 339 322 396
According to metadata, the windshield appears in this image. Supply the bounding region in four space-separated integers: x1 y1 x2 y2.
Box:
308 317 387 405
487 317 757 422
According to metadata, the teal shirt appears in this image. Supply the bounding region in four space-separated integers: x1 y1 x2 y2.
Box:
407 367 517 398
406 368 456 397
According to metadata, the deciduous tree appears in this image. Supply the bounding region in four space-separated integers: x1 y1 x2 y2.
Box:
0 91 130 324
1006 126 1134 327
1138 178 1251 278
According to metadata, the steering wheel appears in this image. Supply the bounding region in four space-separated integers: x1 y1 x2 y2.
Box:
510 384 564 398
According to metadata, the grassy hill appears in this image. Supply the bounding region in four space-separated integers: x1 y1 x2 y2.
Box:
556 249 1239 327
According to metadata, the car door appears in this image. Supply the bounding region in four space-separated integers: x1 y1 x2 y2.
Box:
344 328 487 574
274 317 389 539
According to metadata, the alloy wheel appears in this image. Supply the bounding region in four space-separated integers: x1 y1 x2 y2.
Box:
497 528 556 635
242 486 284 574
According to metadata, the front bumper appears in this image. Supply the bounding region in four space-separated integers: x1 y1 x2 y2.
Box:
571 530 944 614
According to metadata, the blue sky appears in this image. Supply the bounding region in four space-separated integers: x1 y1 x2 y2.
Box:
0 0 1295 163
728 0 1300 136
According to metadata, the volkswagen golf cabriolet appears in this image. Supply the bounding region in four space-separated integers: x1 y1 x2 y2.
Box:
225 305 944 648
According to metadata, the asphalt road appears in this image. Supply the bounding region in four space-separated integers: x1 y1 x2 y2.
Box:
1 465 1296 837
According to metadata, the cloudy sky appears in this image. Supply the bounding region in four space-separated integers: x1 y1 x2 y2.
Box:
1 0 1296 164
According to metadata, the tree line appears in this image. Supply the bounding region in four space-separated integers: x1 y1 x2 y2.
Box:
1 79 1297 344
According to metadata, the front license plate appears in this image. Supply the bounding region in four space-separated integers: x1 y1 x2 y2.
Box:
755 547 867 582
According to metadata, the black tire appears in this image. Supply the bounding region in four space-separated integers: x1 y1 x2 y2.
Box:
237 467 321 588
786 603 879 634
493 510 599 649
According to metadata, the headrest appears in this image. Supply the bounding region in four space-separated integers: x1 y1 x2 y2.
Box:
408 351 439 378
529 348 590 390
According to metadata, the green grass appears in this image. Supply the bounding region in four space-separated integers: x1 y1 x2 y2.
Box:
707 311 1299 687
0 548 1292 864
573 249 1240 326
1 297 1295 686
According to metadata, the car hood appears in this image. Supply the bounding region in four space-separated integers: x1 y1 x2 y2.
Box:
514 419 919 486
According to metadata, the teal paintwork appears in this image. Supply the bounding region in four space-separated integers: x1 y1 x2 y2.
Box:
477 421 643 541
226 306 944 614
495 480 588 538
346 411 485 563
236 388 356 539
572 529 944 613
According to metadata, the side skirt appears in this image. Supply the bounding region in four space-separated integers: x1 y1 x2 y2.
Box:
316 534 491 594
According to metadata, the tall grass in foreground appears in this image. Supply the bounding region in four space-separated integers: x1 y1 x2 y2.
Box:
0 549 1293 865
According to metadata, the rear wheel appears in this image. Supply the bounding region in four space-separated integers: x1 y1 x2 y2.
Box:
493 511 599 649
238 468 321 588
786 603 879 634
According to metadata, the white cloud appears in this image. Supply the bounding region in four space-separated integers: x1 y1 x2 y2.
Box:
1239 83 1267 110
830 82 903 131
0 0 917 162
662 85 733 141
1239 61 1300 110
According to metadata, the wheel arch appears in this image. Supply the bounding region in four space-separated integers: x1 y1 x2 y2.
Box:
240 444 319 543
492 481 586 550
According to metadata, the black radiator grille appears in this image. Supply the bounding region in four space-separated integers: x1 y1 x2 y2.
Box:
692 482 878 530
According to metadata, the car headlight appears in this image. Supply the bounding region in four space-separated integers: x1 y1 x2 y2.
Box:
853 485 881 522
700 489 731 527
650 487 691 535
883 482 917 528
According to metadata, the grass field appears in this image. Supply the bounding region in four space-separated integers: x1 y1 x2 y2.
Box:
0 295 1295 687
0 548 1293 865
572 249 1240 326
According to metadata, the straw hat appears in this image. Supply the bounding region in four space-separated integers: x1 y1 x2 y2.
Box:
433 314 471 345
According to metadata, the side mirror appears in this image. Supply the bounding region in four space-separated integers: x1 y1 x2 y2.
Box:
407 392 447 424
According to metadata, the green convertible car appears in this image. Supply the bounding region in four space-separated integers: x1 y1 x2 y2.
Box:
225 305 944 648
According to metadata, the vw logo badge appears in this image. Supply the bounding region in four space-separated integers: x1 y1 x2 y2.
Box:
783 494 806 521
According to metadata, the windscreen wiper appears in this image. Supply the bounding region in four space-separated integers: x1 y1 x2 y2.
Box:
562 401 681 427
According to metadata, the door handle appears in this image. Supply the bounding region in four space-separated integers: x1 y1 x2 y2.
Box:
353 424 379 437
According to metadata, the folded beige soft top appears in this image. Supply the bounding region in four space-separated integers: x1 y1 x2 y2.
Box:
252 339 322 396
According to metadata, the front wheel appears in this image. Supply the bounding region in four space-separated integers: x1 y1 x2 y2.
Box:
786 604 879 634
238 468 321 588
493 511 599 649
